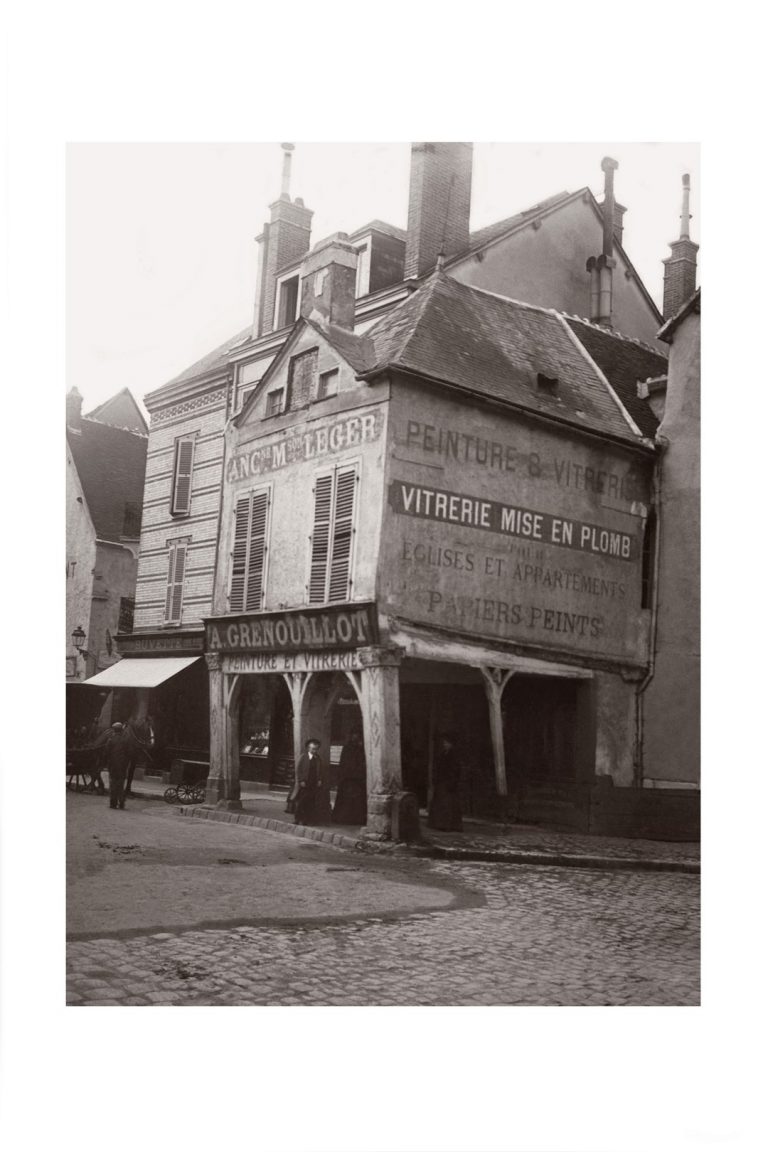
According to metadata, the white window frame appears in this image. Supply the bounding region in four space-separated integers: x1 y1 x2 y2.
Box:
273 270 300 330
228 484 272 614
306 460 360 606
170 434 197 516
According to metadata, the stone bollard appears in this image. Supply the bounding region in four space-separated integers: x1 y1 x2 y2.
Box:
391 791 421 843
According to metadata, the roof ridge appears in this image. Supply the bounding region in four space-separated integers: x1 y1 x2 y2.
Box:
78 416 148 440
554 313 646 441
562 313 668 359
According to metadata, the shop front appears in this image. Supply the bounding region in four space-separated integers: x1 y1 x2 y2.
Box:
84 629 208 780
203 602 406 837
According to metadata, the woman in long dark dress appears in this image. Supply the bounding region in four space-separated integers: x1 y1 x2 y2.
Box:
332 729 367 826
427 734 463 832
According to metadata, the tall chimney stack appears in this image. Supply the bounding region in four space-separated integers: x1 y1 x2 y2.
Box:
66 387 83 430
662 173 698 320
587 157 619 327
404 142 473 279
253 143 314 338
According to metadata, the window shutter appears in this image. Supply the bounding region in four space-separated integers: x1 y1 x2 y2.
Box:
245 491 269 610
229 496 250 612
171 439 195 515
308 474 333 604
328 468 356 602
164 542 187 624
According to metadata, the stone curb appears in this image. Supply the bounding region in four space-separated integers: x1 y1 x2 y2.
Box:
177 805 699 875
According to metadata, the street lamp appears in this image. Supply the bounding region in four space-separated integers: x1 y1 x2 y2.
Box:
71 625 89 659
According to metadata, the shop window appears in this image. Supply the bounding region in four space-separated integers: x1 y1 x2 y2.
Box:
170 436 195 516
317 368 339 401
287 348 318 411
164 539 188 625
229 488 271 612
308 465 358 604
118 596 135 633
266 388 284 418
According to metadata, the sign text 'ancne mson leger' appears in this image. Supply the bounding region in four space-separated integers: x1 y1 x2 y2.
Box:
206 603 379 655
227 410 383 484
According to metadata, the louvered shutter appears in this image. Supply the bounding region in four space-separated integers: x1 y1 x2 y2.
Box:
171 439 195 515
245 491 269 610
308 474 333 604
328 468 356 602
164 543 187 624
229 496 250 611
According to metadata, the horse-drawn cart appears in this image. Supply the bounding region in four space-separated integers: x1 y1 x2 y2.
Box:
65 744 103 793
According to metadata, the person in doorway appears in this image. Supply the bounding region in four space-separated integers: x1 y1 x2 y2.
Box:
95 722 134 810
427 733 463 832
332 729 367 826
291 738 332 826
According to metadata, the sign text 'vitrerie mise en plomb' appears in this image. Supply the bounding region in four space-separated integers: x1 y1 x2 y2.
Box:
388 480 637 561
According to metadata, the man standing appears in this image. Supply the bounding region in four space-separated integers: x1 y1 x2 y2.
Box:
100 722 134 810
290 738 331 826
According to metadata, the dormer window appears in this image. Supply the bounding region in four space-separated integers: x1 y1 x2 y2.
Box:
536 373 559 395
275 273 300 329
266 388 284 417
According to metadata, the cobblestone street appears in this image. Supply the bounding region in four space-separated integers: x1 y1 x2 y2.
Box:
67 794 699 1006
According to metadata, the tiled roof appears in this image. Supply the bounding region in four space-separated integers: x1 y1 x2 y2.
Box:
564 318 667 439
67 419 148 542
349 219 406 241
307 320 375 375
163 325 253 388
363 273 647 444
84 387 148 434
658 287 700 343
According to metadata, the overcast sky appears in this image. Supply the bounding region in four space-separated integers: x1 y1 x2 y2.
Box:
67 141 699 417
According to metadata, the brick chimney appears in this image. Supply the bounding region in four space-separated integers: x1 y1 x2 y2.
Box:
404 142 473 279
663 174 698 320
66 387 83 430
253 144 313 337
299 233 357 330
586 157 619 327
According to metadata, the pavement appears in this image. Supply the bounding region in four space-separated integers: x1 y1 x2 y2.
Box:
66 793 700 1006
120 773 700 874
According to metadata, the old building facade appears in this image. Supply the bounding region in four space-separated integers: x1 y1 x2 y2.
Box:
105 142 698 837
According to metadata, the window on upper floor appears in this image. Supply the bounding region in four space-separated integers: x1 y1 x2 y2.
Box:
240 385 257 414
229 487 271 613
170 436 196 516
164 539 189 625
275 274 300 330
308 464 358 605
266 388 284 418
118 597 135 634
287 348 318 411
317 368 339 401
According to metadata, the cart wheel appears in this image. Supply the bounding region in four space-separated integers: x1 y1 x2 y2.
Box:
163 787 179 804
192 785 206 804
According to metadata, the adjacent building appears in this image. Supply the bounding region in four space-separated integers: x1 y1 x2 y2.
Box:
66 387 148 736
102 142 699 838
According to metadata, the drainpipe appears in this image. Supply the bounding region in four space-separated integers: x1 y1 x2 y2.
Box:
633 437 666 786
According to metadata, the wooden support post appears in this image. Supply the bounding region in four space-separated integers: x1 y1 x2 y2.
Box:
358 646 404 840
478 666 515 798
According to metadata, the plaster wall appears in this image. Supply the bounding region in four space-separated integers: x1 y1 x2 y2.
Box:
642 310 700 784
66 448 97 679
379 379 653 669
450 198 664 348
88 540 139 676
216 325 390 615
594 670 635 785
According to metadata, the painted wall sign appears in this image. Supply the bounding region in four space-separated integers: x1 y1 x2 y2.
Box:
382 386 652 665
388 480 636 561
227 410 383 485
222 650 362 675
117 632 205 655
206 603 378 655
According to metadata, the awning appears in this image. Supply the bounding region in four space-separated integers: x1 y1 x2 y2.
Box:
83 656 201 689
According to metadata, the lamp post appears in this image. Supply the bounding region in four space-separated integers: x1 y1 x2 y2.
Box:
72 626 89 675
